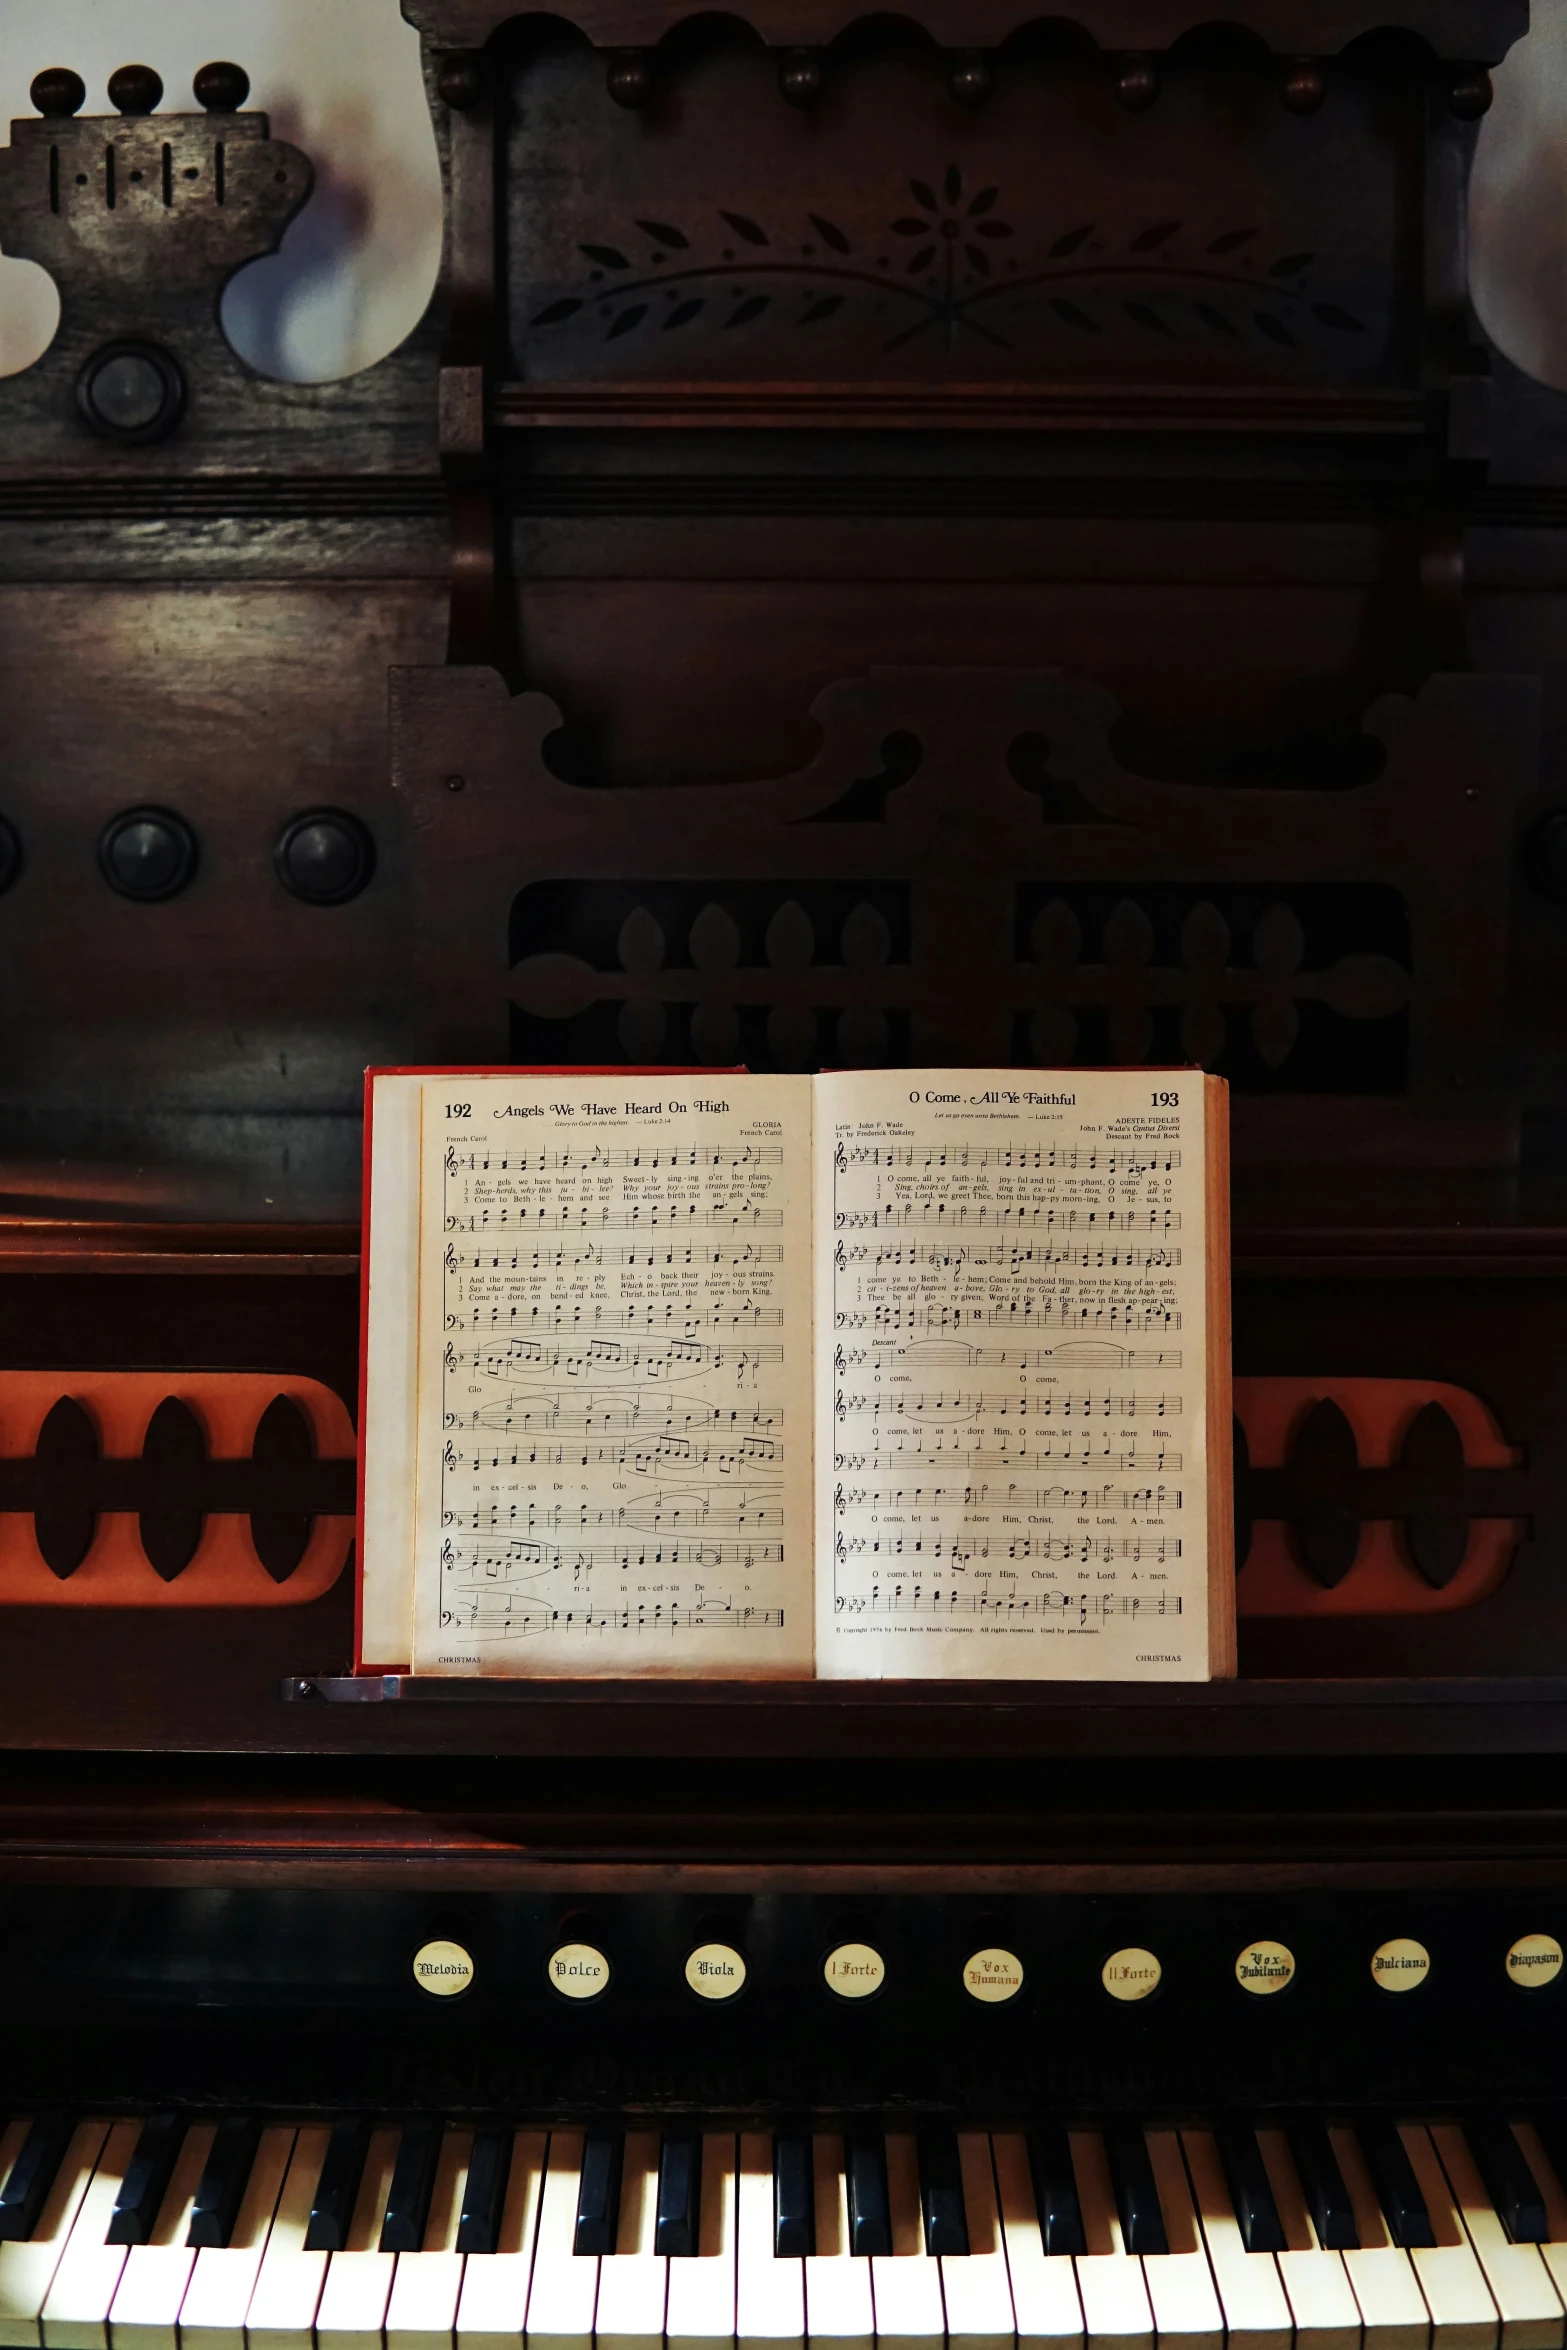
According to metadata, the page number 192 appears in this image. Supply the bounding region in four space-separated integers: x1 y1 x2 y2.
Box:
1150 1090 1180 1108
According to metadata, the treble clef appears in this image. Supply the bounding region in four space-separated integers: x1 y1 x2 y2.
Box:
834 1344 845 1375
443 1242 458 1273
834 1239 846 1272
444 1143 459 1175
834 1137 847 1174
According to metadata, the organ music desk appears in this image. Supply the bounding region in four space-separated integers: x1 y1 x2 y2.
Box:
8 1 1567 2343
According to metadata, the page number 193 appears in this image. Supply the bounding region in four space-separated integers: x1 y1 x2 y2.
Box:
1150 1090 1180 1107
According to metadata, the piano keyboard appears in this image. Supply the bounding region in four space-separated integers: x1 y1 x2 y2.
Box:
6 2113 1567 2350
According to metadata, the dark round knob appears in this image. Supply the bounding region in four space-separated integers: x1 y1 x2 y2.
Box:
193 60 250 111
1450 67 1493 119
437 52 484 109
1525 811 1567 906
0 817 20 896
275 809 375 906
605 50 652 108
778 49 823 107
1116 54 1161 110
1281 57 1325 114
77 340 185 445
99 808 198 902
107 63 163 115
949 53 991 107
30 68 86 118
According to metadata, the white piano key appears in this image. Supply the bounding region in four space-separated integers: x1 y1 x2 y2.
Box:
1253 2128 1361 2350
1180 2130 1291 2350
106 2121 216 2350
454 2129 545 2350
736 2134 801 2350
39 2119 144 2350
0 2122 109 2350
803 2135 872 2350
940 2134 1014 2350
1428 2124 1563 2350
1511 2126 1567 2323
314 2127 399 2350
665 2132 737 2350
990 2135 1084 2350
384 2127 471 2350
1396 2128 1501 2350
1139 2131 1222 2350
1329 2123 1434 2350
522 2132 597 2350
1067 2132 1153 2350
594 2132 667 2350
870 2134 944 2350
242 2125 332 2350
177 2125 294 2350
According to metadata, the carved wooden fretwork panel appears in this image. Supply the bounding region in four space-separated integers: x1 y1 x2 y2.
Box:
391 662 1535 1167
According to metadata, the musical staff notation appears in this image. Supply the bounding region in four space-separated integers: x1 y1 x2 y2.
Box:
441 1487 782 1534
838 1300 1181 1334
832 1479 1181 1514
450 1335 781 1385
849 1342 1181 1373
833 1240 1182 1274
833 1203 1181 1232
446 1299 782 1335
446 1240 783 1274
834 1142 1180 1175
450 1433 782 1476
834 1443 1183 1473
834 1388 1182 1421
457 1393 782 1440
446 1142 783 1175
442 1536 785 1576
441 1597 786 1637
833 1587 1182 1621
445 1203 783 1233
835 1531 1181 1564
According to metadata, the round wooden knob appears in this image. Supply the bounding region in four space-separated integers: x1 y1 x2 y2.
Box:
30 68 86 118
274 809 376 905
107 63 163 115
949 54 991 107
436 53 484 110
778 49 823 107
1449 67 1493 119
1116 54 1160 110
193 60 249 111
98 808 198 902
77 340 185 444
1281 57 1325 114
605 50 652 108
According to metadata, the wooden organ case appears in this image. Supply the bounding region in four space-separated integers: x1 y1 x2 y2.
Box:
14 0 1567 2297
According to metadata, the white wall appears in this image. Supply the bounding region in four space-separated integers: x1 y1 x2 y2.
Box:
0 0 1560 389
0 0 441 382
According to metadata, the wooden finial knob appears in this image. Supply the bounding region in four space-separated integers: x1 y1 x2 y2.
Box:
1449 66 1493 119
437 52 484 110
949 53 991 107
605 50 652 108
193 60 249 111
107 63 163 115
1281 57 1325 114
778 49 823 107
30 67 86 118
1116 55 1160 110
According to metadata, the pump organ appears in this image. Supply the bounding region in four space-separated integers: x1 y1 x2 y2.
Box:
8 5 1567 2344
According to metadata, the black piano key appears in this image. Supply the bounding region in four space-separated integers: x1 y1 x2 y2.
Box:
773 2133 814 2260
305 2116 369 2253
1358 2119 1436 2250
574 2129 623 2258
188 2115 261 2250
1286 2118 1358 2251
380 2119 442 2254
1105 2124 1168 2258
655 2129 702 2258
106 2114 185 2247
1531 2114 1567 2219
846 2130 892 2259
458 2127 514 2256
0 2112 72 2244
1467 2116 1547 2244
1026 2125 1085 2257
917 2129 970 2259
1216 2121 1286 2255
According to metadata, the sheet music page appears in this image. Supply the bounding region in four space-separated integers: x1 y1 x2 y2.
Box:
410 1073 814 1675
813 1068 1214 1681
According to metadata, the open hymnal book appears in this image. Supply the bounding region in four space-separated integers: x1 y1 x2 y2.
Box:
359 1067 1233 1682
